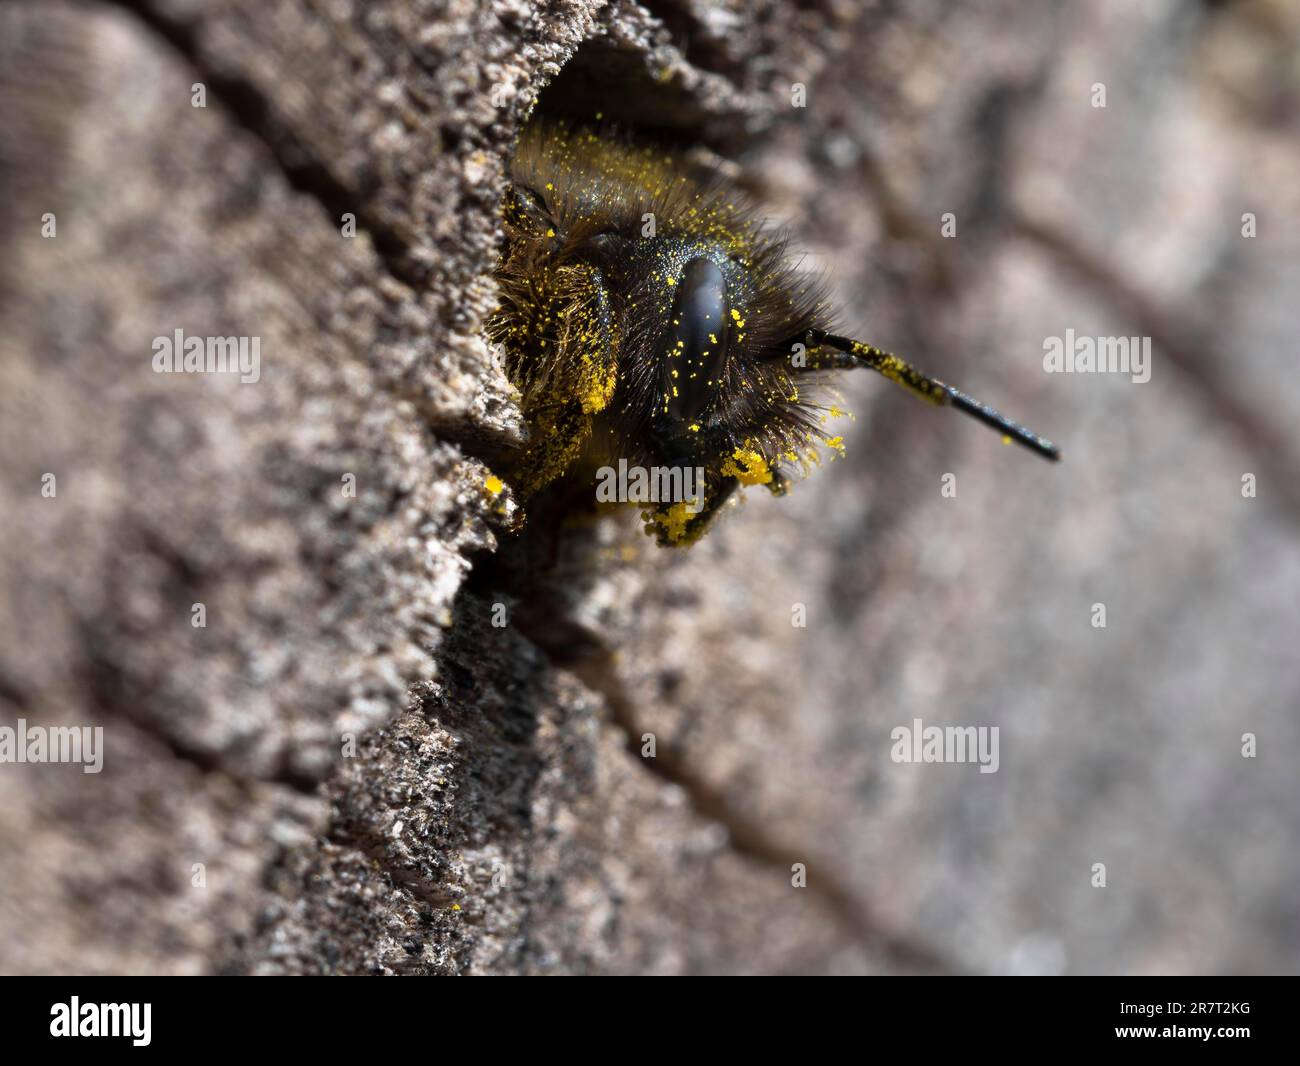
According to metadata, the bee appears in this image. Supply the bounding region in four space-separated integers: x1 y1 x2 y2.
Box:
487 120 1059 547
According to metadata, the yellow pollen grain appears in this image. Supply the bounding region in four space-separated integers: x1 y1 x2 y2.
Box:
484 475 504 495
721 447 772 486
647 501 694 543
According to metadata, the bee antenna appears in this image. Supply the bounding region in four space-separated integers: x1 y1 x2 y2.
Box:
806 329 1061 462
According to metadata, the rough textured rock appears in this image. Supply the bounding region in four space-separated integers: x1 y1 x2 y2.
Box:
1 0 1297 975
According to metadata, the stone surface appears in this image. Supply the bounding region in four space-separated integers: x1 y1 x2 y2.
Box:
1 0 1297 975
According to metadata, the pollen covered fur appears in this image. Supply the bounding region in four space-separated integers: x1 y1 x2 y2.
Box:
486 119 857 543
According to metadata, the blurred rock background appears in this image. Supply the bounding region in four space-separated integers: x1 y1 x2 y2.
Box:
1 0 1296 974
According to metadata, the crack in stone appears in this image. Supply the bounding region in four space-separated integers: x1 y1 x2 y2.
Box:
562 647 959 974
106 0 428 290
74 618 321 796
456 531 960 972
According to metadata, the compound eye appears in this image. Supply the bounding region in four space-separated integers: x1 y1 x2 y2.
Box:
662 257 729 424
